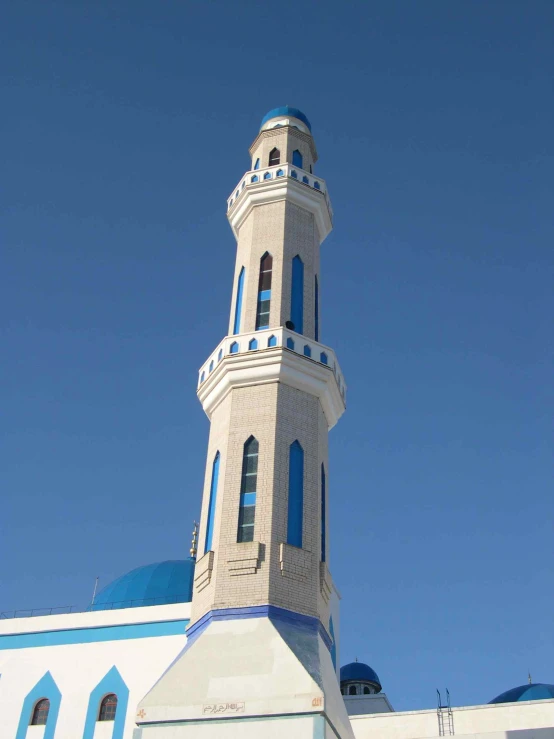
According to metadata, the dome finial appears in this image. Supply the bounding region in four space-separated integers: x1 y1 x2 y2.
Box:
190 521 199 559
528 670 532 685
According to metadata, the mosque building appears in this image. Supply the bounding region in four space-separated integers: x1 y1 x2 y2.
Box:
1 107 552 739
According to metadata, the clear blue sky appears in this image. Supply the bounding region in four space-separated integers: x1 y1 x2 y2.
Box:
1 0 552 711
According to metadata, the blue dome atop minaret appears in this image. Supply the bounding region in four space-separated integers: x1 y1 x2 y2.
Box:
260 106 312 132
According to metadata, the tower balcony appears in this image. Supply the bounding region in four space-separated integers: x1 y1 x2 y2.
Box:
197 327 346 429
226 164 334 242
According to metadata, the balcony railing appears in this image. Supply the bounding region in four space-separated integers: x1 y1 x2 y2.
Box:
227 163 333 223
198 326 346 405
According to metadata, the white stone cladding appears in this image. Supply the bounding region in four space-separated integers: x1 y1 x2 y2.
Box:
191 382 331 629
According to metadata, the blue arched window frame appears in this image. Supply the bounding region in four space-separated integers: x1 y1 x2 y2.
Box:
237 436 259 543
82 666 129 739
15 672 61 739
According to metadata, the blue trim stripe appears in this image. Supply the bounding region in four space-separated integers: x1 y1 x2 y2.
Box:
204 452 220 552
0 619 188 650
82 666 129 739
287 441 304 548
233 267 245 335
321 464 326 563
291 256 304 334
15 671 61 739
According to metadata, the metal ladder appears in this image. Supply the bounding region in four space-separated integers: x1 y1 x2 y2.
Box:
437 689 454 736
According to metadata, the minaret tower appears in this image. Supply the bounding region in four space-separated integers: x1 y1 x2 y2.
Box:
137 107 354 739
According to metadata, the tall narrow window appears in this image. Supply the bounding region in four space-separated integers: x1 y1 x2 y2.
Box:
291 255 304 334
269 148 280 166
254 158 260 170
98 694 118 721
204 452 220 552
30 699 50 726
237 437 258 543
256 252 272 329
233 267 245 335
321 464 326 562
292 149 303 168
314 275 319 341
287 441 304 548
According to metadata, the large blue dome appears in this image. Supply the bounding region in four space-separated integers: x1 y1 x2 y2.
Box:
489 684 554 705
90 559 195 611
260 106 312 132
340 662 382 691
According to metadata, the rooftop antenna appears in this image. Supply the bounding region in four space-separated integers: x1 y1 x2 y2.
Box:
90 576 99 607
190 521 199 559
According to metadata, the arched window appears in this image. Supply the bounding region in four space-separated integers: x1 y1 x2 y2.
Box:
321 464 326 562
291 255 304 334
254 158 260 170
292 149 303 168
204 452 220 552
276 169 284 177
255 252 272 329
302 175 309 184
320 352 328 365
314 181 321 190
269 148 280 166
237 437 258 543
291 170 298 179
233 267 245 335
248 338 258 350
363 686 371 695
251 175 259 183
348 685 357 696
209 360 214 373
303 344 311 358
287 441 304 548
286 337 295 350
30 698 50 726
98 693 118 721
218 349 223 362
200 371 205 383
314 275 319 342
268 335 277 347
230 341 239 354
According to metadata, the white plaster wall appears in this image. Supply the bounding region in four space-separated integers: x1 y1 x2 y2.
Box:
349 700 554 739
0 605 189 739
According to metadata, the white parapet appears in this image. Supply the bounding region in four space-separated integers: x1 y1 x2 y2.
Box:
227 163 333 242
197 327 346 430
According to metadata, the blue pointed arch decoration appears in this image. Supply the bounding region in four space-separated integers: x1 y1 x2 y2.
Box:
287 440 304 548
205 452 220 552
233 267 245 335
291 256 304 334
82 666 129 739
15 671 61 739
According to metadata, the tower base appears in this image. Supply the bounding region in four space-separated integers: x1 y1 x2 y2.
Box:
133 608 355 739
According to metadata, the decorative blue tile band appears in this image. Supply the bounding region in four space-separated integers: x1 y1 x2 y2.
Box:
185 605 333 652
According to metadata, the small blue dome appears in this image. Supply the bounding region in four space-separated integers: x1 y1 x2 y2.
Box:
489 684 554 705
260 106 312 132
340 662 382 691
91 559 195 611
